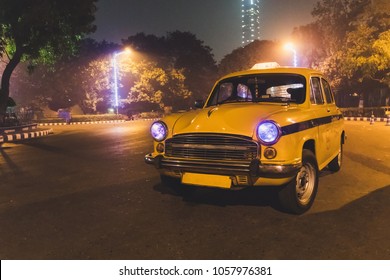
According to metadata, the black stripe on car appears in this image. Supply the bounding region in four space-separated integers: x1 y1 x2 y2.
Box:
281 114 343 136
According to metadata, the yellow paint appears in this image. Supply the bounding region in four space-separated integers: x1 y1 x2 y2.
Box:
147 66 345 190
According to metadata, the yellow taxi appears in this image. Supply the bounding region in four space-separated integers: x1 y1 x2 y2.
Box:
145 63 345 214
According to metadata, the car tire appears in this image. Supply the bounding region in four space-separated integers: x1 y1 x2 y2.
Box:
278 149 319 214
328 139 343 172
160 175 195 196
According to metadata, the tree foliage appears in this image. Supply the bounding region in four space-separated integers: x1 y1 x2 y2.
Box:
218 40 290 76
0 0 97 118
7 39 118 114
340 1 390 85
165 31 218 101
121 58 191 110
4 0 388 118
293 0 390 90
123 31 217 102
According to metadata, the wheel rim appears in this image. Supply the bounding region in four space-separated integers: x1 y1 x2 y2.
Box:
295 163 316 205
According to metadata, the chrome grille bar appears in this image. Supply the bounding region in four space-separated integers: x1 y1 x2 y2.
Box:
165 134 259 161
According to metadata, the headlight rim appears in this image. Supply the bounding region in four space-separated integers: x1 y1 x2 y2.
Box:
150 121 168 142
256 120 282 146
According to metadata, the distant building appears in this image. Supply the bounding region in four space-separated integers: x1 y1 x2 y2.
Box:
241 0 261 46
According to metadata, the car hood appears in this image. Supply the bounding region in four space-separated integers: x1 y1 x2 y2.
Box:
171 103 290 138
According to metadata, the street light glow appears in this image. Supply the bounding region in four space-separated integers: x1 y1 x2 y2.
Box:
123 47 131 55
284 42 298 67
112 48 132 115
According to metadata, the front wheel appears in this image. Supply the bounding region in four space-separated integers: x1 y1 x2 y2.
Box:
278 149 319 214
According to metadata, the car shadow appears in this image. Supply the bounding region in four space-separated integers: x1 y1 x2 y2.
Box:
154 181 282 210
1 175 389 259
151 183 390 259
344 151 390 175
0 146 22 173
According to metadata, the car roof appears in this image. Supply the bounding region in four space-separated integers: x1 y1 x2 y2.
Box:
219 67 323 81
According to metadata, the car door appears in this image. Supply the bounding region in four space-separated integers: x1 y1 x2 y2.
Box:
321 78 343 159
309 76 333 169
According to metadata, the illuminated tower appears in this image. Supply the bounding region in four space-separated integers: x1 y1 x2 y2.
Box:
241 0 261 46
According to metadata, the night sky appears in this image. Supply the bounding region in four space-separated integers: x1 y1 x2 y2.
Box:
91 0 319 61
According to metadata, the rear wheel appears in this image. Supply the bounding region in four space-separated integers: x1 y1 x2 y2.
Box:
328 139 343 172
160 175 195 196
278 149 319 214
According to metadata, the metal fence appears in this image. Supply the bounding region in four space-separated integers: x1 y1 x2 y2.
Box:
340 107 390 118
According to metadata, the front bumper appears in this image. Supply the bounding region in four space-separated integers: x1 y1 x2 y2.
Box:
145 153 301 179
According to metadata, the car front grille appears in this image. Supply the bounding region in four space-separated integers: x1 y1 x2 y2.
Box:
165 134 259 161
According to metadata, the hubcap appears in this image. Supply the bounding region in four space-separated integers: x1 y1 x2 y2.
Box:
296 163 315 205
337 147 342 166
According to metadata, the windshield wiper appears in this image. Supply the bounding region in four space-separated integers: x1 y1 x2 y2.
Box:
217 97 253 105
256 96 291 103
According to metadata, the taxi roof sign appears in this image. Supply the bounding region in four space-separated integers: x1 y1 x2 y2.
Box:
251 62 280 70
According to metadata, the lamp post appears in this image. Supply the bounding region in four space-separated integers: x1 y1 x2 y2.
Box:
284 43 298 67
112 48 131 115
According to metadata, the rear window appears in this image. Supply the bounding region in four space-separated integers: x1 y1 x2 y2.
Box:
321 78 334 104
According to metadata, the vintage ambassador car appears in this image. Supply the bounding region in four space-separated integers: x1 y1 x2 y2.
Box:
145 63 345 214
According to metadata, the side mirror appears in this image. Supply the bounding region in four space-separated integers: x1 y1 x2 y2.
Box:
194 100 205 109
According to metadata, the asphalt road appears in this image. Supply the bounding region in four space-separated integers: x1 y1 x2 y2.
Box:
0 120 389 259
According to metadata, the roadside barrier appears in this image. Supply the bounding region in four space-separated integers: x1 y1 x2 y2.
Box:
38 119 127 126
37 119 158 126
0 123 53 144
370 113 375 125
344 117 389 123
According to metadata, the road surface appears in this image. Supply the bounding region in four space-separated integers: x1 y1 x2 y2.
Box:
0 120 389 259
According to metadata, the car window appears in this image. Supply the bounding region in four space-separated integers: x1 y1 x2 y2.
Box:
207 74 306 106
209 82 233 105
321 78 334 104
310 77 324 105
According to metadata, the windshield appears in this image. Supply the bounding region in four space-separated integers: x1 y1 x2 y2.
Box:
206 73 306 107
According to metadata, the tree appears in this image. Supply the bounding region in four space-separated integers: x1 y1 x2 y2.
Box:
123 31 217 103
122 33 167 61
218 40 290 76
165 31 217 101
339 1 390 85
80 57 111 113
0 0 97 122
127 60 167 106
4 39 118 114
125 60 191 110
291 23 324 68
64 39 118 113
292 0 389 106
161 68 192 110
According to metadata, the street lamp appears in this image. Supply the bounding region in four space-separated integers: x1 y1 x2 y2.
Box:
112 48 131 115
284 43 298 67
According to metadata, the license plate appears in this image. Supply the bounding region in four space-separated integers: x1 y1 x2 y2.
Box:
181 173 232 189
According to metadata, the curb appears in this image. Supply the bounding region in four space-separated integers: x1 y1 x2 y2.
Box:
0 128 53 143
0 119 157 144
0 123 53 144
37 119 158 126
38 119 127 126
344 117 389 122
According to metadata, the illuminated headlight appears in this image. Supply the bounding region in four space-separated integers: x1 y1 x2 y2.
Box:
257 121 281 145
150 121 168 142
